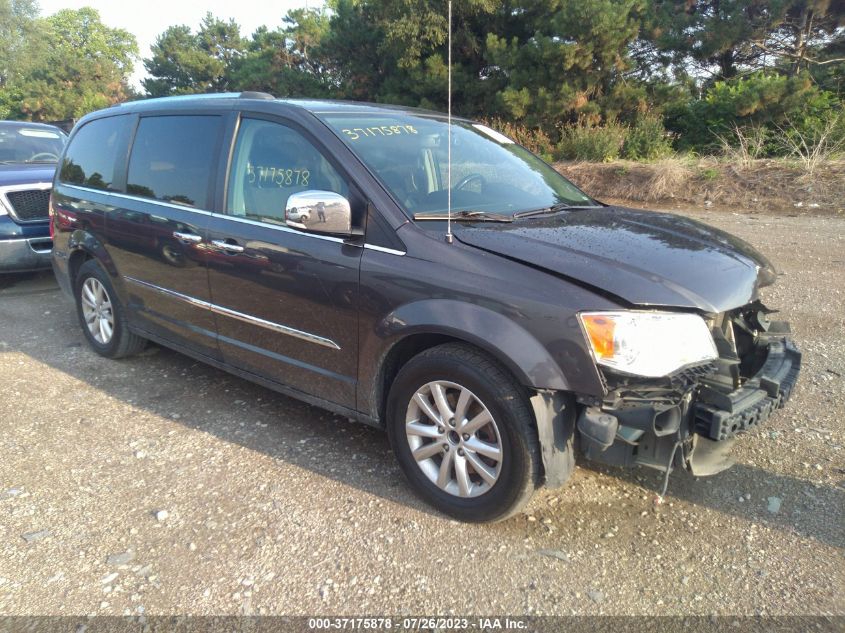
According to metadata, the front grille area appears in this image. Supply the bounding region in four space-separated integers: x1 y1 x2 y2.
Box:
6 189 50 221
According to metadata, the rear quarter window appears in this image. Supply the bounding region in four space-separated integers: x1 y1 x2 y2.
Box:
60 115 130 191
126 115 222 209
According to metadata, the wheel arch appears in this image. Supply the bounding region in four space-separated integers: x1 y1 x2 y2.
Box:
363 299 573 424
67 248 92 287
67 228 118 287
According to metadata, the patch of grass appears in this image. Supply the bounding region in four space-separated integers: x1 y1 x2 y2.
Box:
700 167 720 181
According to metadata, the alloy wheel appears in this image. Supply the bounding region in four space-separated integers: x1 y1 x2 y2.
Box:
80 277 114 344
405 380 503 498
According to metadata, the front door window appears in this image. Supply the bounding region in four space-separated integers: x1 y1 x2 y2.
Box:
226 118 349 226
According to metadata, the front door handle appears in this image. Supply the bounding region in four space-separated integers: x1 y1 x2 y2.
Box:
211 239 245 254
173 231 202 243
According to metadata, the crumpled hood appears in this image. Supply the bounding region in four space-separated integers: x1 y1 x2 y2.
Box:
0 162 56 187
454 206 776 313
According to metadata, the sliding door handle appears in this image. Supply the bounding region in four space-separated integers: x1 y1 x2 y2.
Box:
173 231 202 243
211 239 245 253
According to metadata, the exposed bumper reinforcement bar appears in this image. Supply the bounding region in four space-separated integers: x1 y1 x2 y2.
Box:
694 337 801 441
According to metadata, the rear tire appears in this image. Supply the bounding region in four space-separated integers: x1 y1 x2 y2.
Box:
74 259 146 359
386 343 541 522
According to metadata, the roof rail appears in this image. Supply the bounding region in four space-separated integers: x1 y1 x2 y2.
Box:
239 91 275 100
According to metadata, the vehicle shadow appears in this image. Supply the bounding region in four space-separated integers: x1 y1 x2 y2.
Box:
580 461 845 549
0 270 55 294
5 281 438 517
5 276 843 545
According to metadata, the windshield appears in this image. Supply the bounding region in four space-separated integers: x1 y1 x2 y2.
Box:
321 114 594 217
0 124 67 164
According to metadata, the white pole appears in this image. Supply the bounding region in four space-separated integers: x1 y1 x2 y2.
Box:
446 0 453 244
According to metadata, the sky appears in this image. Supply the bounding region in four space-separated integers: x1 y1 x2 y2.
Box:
38 0 322 88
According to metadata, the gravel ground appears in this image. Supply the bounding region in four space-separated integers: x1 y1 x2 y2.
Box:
0 210 843 617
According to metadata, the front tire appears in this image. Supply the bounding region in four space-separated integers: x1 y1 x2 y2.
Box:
387 343 541 522
74 259 146 359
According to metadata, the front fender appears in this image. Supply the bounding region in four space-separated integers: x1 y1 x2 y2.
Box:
381 299 572 391
357 298 578 422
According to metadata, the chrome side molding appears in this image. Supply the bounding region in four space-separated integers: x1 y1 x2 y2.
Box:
124 276 341 350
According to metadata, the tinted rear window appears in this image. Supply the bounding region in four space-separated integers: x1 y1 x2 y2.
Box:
60 116 129 190
127 116 221 209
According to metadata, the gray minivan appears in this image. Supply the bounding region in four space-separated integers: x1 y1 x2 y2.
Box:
50 93 800 521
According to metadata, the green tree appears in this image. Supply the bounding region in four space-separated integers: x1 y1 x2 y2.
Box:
486 0 646 128
319 0 507 111
317 0 389 101
764 1 845 76
230 8 332 97
641 0 844 80
141 26 199 96
4 7 137 120
0 0 40 117
143 13 244 96
318 1 651 133
0 0 39 85
642 1 791 80
809 34 845 97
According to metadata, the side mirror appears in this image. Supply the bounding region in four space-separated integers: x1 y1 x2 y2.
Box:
285 190 352 236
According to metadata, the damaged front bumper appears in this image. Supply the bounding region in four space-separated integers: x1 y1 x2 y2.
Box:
575 313 801 478
694 336 800 441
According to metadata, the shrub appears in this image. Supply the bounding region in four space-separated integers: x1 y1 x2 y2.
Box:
557 117 627 162
666 71 843 157
714 124 769 167
776 110 845 174
622 112 673 160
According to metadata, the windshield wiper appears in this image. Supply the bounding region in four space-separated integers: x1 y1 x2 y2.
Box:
414 210 513 223
513 202 600 219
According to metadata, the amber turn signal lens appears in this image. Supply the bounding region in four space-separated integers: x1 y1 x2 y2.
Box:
581 314 615 360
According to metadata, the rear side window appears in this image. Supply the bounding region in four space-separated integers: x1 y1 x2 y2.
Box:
127 115 221 209
60 116 129 191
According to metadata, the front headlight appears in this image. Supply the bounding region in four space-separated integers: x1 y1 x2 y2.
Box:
579 311 717 378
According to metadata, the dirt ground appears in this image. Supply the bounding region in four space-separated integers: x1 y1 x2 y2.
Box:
0 209 843 617
557 159 845 216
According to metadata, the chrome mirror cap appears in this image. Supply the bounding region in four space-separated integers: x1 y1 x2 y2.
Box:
285 190 352 236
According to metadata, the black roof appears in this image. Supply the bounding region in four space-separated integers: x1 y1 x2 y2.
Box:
100 92 463 122
280 98 451 119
